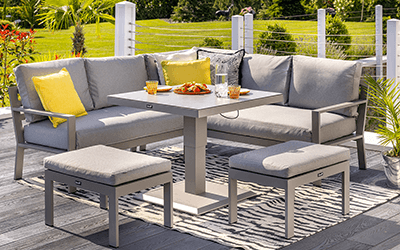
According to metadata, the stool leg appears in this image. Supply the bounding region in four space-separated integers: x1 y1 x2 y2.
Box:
342 169 350 215
229 177 237 224
108 191 119 248
312 180 322 187
100 194 108 209
163 180 173 227
45 173 54 226
285 182 295 239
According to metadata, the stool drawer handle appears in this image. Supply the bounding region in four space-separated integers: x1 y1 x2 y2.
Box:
317 172 324 177
75 180 82 185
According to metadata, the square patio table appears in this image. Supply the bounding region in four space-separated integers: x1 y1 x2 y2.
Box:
107 86 283 215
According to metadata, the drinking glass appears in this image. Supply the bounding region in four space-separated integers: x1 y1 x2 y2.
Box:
215 73 228 97
228 84 241 99
146 80 158 95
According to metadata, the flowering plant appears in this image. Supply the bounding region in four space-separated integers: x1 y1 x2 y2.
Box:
0 24 37 107
240 7 254 16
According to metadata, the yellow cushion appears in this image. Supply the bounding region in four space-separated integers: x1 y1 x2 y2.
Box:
161 57 212 86
32 68 87 128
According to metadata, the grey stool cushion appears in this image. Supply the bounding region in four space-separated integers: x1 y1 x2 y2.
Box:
44 145 171 186
229 141 349 178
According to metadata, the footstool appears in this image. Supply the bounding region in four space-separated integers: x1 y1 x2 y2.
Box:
44 145 173 248
228 140 350 239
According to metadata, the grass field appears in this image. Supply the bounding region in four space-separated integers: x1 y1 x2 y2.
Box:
30 19 376 59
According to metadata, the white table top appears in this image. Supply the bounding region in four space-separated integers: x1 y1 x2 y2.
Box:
107 86 283 118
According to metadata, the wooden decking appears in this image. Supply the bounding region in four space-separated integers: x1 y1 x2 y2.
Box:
1 116 400 249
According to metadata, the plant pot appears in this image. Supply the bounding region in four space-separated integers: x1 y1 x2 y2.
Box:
382 152 400 188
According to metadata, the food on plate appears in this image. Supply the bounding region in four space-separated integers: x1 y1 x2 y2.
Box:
174 82 210 94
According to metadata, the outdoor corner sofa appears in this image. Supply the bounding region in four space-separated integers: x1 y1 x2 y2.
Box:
9 47 367 180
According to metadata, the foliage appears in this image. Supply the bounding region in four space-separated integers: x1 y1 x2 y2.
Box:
0 24 37 107
0 19 15 30
18 0 42 29
199 37 223 49
0 6 22 22
295 35 347 59
171 0 216 22
262 0 305 19
38 0 117 36
213 0 266 18
301 0 331 15
364 75 400 157
326 14 351 51
255 23 296 55
71 20 86 56
239 6 254 16
333 0 354 19
128 0 179 20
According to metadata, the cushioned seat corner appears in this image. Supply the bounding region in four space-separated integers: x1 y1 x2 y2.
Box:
229 140 350 178
44 145 171 186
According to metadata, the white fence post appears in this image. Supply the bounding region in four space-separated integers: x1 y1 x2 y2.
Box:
387 19 400 82
317 8 326 58
375 5 383 79
115 1 136 56
232 15 243 50
244 13 253 54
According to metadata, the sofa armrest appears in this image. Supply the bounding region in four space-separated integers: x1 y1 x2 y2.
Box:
311 99 367 144
11 106 76 151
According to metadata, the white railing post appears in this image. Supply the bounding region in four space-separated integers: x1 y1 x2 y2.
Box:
232 15 243 50
317 8 326 58
244 13 253 54
115 1 136 56
387 19 400 82
376 5 383 79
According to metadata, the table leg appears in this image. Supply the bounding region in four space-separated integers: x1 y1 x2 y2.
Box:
184 116 207 195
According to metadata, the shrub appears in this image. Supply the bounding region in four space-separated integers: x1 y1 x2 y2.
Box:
71 21 87 57
199 37 223 49
326 14 351 51
171 0 216 22
0 20 16 31
255 23 296 56
295 35 347 59
0 25 37 107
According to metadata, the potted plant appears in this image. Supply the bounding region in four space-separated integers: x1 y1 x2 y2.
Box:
364 75 400 188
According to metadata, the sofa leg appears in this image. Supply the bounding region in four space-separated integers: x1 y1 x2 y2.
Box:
130 147 137 152
356 138 366 170
68 186 77 193
139 145 146 151
14 146 25 180
312 180 322 187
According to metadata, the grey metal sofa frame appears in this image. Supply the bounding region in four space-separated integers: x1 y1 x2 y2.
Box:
9 86 183 180
207 83 368 170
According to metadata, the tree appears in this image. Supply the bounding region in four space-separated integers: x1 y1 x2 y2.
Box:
171 0 216 22
19 0 42 30
264 0 305 18
38 0 117 36
130 0 179 20
71 20 86 56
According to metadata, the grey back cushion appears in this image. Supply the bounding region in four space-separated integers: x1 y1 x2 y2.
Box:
85 55 147 109
288 55 362 117
197 49 245 85
241 54 292 104
143 54 159 81
14 58 93 123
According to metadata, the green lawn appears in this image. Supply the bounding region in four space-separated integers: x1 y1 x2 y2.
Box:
30 19 376 59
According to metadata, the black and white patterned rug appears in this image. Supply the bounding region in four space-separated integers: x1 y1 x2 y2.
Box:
20 146 400 250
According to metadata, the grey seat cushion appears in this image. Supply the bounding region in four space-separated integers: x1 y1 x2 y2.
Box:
24 106 183 150
84 55 148 109
14 58 93 123
44 145 171 186
207 105 356 143
240 54 292 104
229 140 349 178
289 55 362 117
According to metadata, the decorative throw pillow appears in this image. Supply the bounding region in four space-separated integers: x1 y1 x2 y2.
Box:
153 48 197 85
161 58 211 86
197 49 245 85
32 68 87 128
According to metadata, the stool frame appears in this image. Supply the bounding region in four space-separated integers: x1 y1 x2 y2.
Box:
45 169 173 247
229 160 349 239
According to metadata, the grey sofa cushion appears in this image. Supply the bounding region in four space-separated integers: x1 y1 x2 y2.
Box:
288 55 362 117
44 145 171 186
14 58 93 123
241 54 292 104
85 55 147 109
207 105 356 143
24 106 183 150
143 54 159 81
229 140 350 178
197 49 245 85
